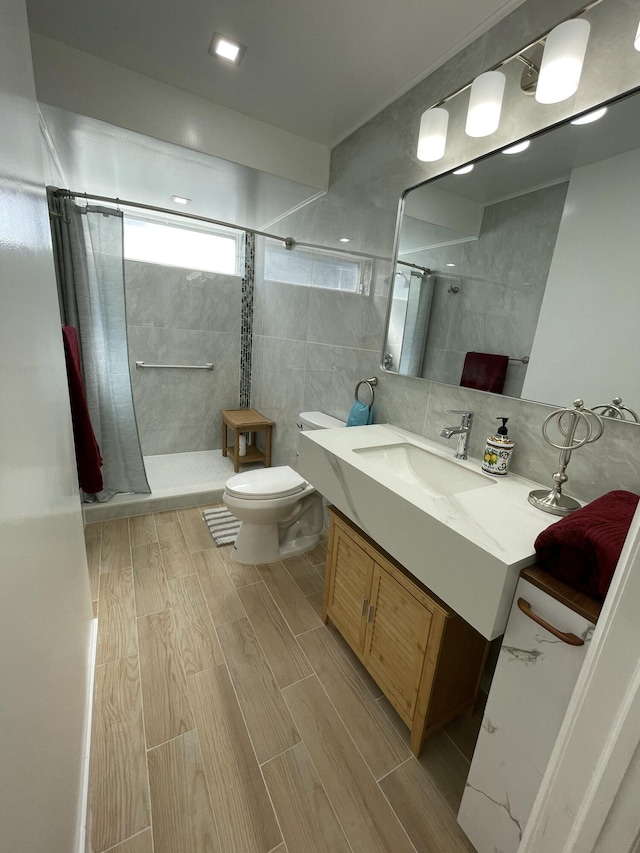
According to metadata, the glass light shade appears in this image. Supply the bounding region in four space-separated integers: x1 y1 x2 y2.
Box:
417 108 449 161
465 71 506 138
635 20 640 51
535 19 590 104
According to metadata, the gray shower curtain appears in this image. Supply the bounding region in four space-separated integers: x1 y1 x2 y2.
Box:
399 271 434 376
49 191 150 501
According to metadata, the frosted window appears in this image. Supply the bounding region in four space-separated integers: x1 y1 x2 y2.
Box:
124 218 239 274
264 240 372 294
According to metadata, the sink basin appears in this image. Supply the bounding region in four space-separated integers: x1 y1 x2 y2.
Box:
298 423 553 639
353 442 496 496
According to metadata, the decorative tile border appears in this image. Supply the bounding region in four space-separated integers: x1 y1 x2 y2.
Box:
240 232 255 408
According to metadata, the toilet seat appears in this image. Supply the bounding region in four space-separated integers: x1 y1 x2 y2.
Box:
225 465 309 500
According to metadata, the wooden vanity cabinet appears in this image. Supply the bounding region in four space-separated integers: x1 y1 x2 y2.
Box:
323 506 488 757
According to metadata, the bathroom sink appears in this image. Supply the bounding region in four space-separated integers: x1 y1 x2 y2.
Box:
353 442 495 496
297 423 553 640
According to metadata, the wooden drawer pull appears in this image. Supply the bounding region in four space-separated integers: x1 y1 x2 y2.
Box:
517 598 584 646
361 598 368 616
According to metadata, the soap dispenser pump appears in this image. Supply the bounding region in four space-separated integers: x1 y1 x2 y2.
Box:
482 417 514 476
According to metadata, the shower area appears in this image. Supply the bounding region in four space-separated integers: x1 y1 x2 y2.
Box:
123 252 249 508
51 189 260 520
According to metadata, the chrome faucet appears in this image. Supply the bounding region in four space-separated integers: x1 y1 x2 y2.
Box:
440 410 474 460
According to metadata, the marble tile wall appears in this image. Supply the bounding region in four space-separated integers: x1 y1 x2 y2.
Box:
251 0 640 501
414 182 568 395
125 260 241 455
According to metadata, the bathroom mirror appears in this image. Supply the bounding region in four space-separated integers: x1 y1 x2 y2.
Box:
384 85 640 422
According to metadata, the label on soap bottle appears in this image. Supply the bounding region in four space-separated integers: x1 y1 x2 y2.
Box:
482 436 514 476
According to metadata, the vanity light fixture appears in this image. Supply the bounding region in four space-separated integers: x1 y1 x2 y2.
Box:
453 164 474 174
502 140 530 154
465 71 506 137
446 263 456 267
209 32 247 65
417 108 449 161
339 237 351 242
415 2 607 163
570 106 607 124
535 19 591 104
170 195 190 205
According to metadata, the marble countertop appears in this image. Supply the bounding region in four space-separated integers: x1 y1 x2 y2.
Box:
302 423 555 567
298 423 560 639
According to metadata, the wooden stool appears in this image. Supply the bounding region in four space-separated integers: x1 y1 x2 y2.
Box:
221 408 275 473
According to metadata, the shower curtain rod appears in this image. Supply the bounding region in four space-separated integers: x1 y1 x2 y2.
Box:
50 188 397 266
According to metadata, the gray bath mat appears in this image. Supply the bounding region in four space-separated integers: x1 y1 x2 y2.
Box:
202 507 241 546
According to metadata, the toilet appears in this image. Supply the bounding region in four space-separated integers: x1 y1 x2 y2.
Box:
223 411 345 564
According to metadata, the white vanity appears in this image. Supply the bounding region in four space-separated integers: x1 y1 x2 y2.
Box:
298 422 554 640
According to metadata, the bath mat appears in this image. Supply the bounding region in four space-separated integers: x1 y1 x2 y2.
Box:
202 507 241 546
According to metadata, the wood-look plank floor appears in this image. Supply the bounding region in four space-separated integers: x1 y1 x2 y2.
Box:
86 504 480 853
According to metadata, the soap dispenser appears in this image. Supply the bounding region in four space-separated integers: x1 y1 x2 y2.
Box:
482 417 514 476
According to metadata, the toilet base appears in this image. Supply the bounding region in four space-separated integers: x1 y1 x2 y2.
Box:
230 522 322 564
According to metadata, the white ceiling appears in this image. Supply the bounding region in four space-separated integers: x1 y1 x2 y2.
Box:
27 0 524 147
40 104 321 231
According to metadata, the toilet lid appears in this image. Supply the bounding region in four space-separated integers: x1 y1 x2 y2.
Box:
225 465 308 499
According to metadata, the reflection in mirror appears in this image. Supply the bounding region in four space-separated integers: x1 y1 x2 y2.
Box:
384 87 640 421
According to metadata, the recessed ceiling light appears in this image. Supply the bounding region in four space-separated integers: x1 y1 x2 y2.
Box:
453 164 474 175
570 106 607 125
171 195 190 205
209 32 246 65
339 237 350 243
502 140 530 154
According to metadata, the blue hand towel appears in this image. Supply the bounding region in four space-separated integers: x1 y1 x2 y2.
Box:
346 400 373 427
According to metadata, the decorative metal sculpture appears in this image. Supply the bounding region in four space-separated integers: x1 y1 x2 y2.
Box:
528 399 604 516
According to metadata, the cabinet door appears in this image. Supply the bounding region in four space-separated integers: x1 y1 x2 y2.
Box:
326 526 374 656
363 563 433 724
458 578 594 853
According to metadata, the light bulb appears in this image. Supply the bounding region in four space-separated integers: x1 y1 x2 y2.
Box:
535 19 590 105
417 108 449 162
465 71 506 138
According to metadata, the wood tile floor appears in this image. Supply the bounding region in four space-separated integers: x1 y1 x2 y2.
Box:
85 505 482 853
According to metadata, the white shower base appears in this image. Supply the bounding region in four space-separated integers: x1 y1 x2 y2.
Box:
83 449 259 522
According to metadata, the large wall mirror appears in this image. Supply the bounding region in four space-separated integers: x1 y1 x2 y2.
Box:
384 85 640 423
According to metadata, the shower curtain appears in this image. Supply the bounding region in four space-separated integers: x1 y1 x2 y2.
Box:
49 191 150 501
399 271 434 376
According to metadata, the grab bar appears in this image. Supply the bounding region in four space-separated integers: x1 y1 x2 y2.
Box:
135 361 214 370
355 376 378 406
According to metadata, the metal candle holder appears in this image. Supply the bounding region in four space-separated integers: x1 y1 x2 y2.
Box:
528 399 604 516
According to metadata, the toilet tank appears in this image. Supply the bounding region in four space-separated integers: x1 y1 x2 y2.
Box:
298 411 346 430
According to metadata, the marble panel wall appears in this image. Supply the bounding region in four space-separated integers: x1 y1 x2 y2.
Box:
251 0 640 502
415 182 568 395
125 260 241 455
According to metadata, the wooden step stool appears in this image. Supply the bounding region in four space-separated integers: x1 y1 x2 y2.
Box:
221 408 275 473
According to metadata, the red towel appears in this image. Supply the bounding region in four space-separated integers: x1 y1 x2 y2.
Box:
460 351 509 393
62 326 104 494
534 490 639 601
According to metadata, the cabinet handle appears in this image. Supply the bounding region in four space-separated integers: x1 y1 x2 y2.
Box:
367 604 375 623
361 598 368 616
517 598 584 646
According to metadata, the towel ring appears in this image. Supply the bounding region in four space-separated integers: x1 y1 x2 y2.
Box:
355 376 378 407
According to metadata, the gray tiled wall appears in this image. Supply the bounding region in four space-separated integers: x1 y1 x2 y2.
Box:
125 260 241 455
252 0 640 502
413 181 568 395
